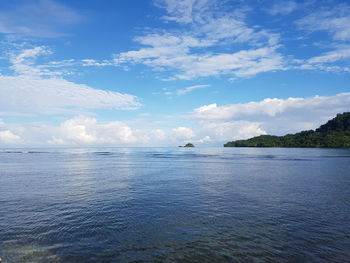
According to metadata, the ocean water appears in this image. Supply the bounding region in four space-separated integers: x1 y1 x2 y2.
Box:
0 147 349 263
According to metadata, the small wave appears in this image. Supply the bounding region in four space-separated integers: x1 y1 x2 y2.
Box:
262 154 276 159
1 150 58 154
93 152 114 155
148 153 217 159
319 155 350 158
148 153 177 158
27 151 50 154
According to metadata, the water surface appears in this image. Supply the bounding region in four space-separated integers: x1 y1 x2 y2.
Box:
0 147 349 262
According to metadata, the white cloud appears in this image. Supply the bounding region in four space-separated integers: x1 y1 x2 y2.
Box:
308 46 350 63
9 46 56 76
164 84 210 96
172 126 196 140
0 75 140 115
190 93 350 136
0 117 141 146
191 97 301 120
198 17 279 46
267 1 298 16
297 4 350 41
154 0 211 24
0 130 22 144
82 59 114 67
294 4 350 73
0 92 349 146
192 93 350 121
176 84 209 95
0 47 140 115
0 0 82 38
199 121 267 141
52 121 199 145
0 117 198 146
115 34 213 65
49 116 136 145
9 46 75 77
116 36 283 80
115 1 284 80
196 135 211 143
176 47 283 80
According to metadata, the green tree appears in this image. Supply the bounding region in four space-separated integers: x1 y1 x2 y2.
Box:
224 112 350 148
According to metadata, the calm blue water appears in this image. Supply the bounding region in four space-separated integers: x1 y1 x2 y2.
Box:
0 147 349 263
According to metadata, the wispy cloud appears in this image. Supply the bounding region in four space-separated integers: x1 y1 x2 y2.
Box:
0 75 140 115
296 44 350 73
176 84 209 95
115 0 284 80
6 45 80 76
296 4 350 42
266 1 298 16
164 84 210 96
307 46 350 64
0 0 83 38
154 0 211 24
0 47 140 115
81 59 114 67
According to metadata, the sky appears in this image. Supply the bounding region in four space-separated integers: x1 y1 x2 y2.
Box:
0 0 350 147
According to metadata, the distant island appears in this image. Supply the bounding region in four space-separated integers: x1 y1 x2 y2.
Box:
179 143 195 147
224 112 350 148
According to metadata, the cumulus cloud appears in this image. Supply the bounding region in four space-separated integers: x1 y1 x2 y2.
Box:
48 116 136 145
0 130 22 144
0 116 136 146
199 121 267 141
172 126 196 140
196 135 211 143
1 92 349 146
190 93 350 136
191 93 350 121
0 117 199 146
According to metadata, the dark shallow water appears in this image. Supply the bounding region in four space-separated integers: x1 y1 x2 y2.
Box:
0 147 349 263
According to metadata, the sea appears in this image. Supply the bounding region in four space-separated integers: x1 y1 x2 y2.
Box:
0 147 349 263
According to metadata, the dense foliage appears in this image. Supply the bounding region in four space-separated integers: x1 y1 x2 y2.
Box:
184 143 195 147
224 112 350 148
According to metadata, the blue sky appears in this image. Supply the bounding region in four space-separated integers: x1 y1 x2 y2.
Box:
0 0 350 146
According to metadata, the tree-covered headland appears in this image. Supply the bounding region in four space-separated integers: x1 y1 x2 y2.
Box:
224 112 350 148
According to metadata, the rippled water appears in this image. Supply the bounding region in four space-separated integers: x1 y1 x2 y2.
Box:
0 147 349 262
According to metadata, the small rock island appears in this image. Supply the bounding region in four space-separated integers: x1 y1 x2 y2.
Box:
179 143 195 147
